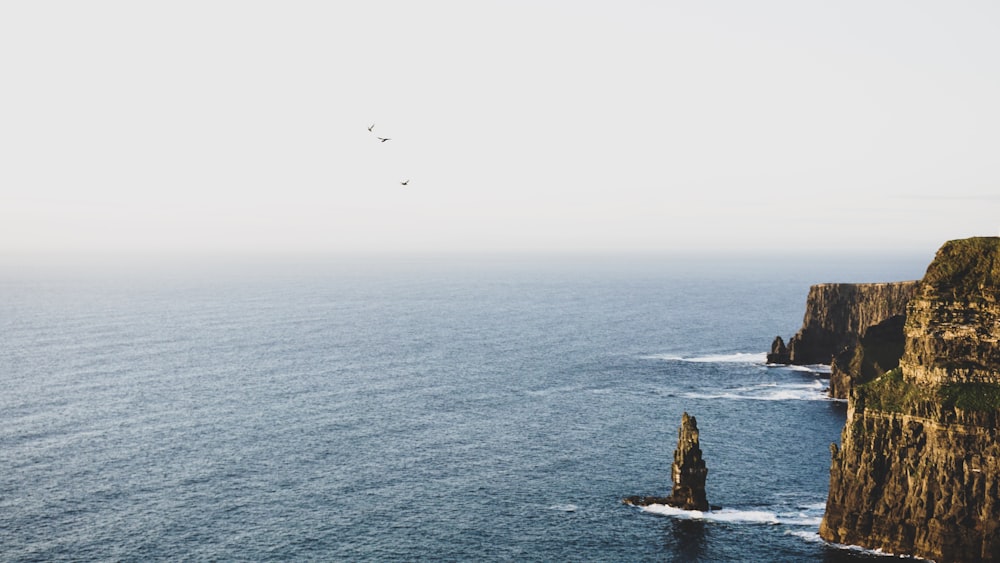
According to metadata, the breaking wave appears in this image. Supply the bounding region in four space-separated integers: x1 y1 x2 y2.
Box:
639 499 825 527
777 363 832 375
785 530 824 543
644 352 766 364
642 504 780 524
827 541 934 560
682 380 830 402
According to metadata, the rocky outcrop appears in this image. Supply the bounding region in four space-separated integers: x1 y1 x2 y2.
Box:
821 237 1000 562
766 336 790 364
669 412 710 510
785 282 918 365
625 412 713 511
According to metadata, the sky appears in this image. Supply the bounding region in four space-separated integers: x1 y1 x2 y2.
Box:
2 1 999 261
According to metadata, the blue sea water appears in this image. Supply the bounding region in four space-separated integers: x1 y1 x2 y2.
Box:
0 255 930 561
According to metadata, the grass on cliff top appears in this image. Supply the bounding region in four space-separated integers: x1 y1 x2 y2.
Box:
856 368 1000 414
923 237 1000 296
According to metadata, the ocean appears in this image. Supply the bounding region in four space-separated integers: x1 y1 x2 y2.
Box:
0 255 931 561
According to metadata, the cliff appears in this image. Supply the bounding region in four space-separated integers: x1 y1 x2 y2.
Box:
822 399 1000 561
785 282 918 365
901 237 1000 386
820 237 1000 562
769 281 918 399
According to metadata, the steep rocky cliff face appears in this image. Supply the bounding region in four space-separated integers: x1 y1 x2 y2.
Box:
822 402 1000 561
901 237 1000 386
786 282 918 365
821 237 1000 562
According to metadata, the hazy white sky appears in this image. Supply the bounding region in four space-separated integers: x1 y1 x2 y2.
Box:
3 1 999 259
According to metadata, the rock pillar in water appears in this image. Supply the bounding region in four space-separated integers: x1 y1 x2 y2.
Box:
671 412 709 511
623 412 713 510
766 336 790 364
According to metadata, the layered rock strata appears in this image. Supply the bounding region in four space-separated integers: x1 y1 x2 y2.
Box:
901 237 1000 386
625 412 712 511
820 237 1000 562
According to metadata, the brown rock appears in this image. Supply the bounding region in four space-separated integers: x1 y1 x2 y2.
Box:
670 412 710 511
901 237 1000 386
766 336 790 364
624 412 711 511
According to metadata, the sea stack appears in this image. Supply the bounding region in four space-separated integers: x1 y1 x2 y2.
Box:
766 336 790 364
624 412 712 511
821 237 1000 562
670 412 710 510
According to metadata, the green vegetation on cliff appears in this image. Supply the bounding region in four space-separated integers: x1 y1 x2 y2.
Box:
854 368 919 413
921 237 1000 298
939 382 1000 411
856 368 1000 418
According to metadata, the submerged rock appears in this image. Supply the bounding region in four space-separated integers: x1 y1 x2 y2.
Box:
625 412 715 511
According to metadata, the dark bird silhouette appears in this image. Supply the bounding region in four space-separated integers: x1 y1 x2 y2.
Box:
400 179 409 186
377 137 391 143
368 123 375 132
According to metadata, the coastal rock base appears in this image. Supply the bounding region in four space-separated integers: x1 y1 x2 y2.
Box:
821 406 1000 562
622 495 722 511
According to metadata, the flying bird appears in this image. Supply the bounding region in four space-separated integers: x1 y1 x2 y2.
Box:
377 137 391 143
400 179 409 186
368 123 375 132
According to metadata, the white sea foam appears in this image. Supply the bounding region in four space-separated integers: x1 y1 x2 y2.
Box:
683 352 767 364
644 352 767 364
640 504 780 524
785 530 824 543
785 530 937 560
779 363 832 374
775 512 823 526
549 503 578 512
682 379 830 402
638 495 829 528
829 541 934 560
